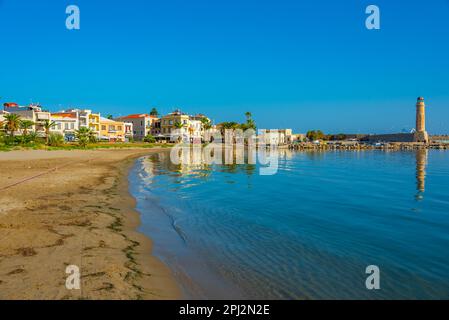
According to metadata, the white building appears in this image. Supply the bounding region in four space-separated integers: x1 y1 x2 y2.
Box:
50 109 102 141
115 114 157 141
50 112 79 141
259 129 293 145
0 110 9 123
3 103 51 136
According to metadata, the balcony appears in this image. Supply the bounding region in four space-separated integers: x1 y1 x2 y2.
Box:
36 113 50 121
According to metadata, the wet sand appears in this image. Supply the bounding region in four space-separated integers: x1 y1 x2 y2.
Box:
0 149 180 300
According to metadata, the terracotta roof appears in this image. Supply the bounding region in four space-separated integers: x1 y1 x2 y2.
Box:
119 114 154 119
51 113 77 119
3 102 19 108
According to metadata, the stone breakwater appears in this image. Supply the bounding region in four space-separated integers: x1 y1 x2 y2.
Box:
288 142 449 151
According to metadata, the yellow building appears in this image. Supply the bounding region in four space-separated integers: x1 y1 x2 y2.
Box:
88 113 100 134
99 117 126 142
161 110 190 137
160 110 209 142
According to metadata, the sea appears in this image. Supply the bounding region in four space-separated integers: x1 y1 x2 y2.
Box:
128 148 449 299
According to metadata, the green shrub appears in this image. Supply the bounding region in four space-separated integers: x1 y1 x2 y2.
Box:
3 136 16 146
48 133 65 147
26 132 40 144
143 134 156 143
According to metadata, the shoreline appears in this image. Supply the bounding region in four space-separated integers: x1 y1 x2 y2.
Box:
0 149 180 300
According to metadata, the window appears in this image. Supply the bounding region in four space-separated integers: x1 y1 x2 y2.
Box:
118 126 122 131
183 120 187 124
102 125 106 130
169 120 173 125
109 125 115 131
65 123 69 130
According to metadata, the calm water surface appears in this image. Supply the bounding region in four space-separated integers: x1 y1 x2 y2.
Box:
129 149 449 299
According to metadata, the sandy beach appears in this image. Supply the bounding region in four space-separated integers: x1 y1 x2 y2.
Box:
0 149 180 300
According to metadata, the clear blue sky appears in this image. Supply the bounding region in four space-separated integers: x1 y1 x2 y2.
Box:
1 0 448 134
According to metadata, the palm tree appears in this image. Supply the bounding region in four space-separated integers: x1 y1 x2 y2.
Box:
27 131 39 143
42 120 57 145
88 129 97 143
20 120 35 136
4 114 22 138
172 122 185 143
219 122 240 141
150 108 159 117
220 122 239 133
174 121 184 129
243 112 256 131
200 117 212 130
75 127 95 147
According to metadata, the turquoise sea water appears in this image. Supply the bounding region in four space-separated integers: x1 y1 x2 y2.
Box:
129 149 449 299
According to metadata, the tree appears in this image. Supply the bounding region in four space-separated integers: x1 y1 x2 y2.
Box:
47 133 65 147
242 112 256 131
174 121 184 129
26 131 39 144
0 121 5 144
150 108 159 117
220 122 240 135
4 114 22 138
75 127 93 148
42 120 57 145
20 120 35 136
200 117 212 130
106 115 114 120
306 130 326 141
334 133 347 141
143 134 156 143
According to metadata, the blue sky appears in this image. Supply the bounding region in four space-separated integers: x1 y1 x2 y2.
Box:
0 0 448 134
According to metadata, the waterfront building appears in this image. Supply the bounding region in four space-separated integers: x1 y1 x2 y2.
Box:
99 117 126 142
160 110 210 142
0 109 8 124
160 109 190 141
3 103 51 136
50 109 100 140
50 112 79 141
124 122 134 141
190 114 211 141
62 109 101 137
50 109 101 141
115 114 157 140
152 118 162 136
259 129 294 145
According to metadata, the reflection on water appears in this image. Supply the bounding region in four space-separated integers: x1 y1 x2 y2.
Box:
131 150 449 299
415 149 428 200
